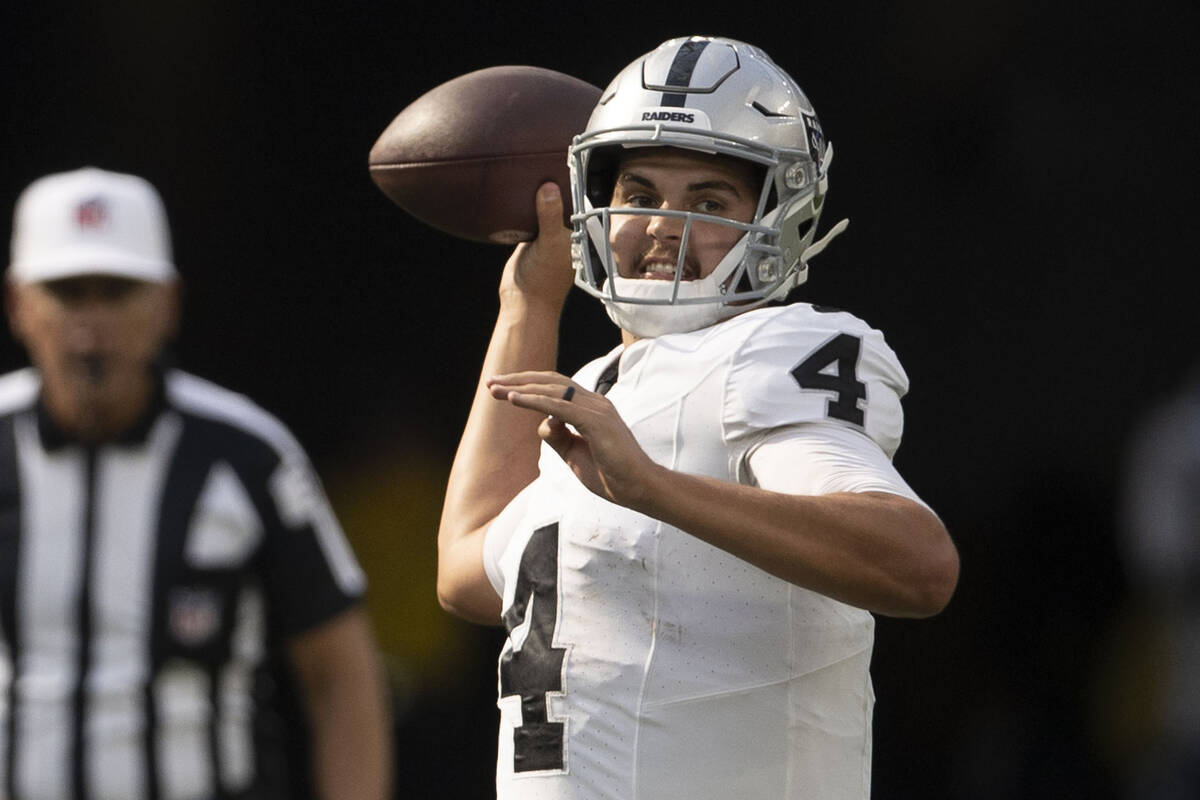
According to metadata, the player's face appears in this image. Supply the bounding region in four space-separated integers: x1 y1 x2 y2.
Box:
7 275 178 436
607 148 760 282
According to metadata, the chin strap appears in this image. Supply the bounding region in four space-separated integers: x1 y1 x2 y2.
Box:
801 217 849 263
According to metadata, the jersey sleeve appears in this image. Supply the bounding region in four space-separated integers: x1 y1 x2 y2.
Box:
260 440 367 638
745 421 930 509
165 372 366 640
723 306 910 458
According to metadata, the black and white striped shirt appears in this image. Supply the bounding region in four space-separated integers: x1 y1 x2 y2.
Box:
0 367 366 800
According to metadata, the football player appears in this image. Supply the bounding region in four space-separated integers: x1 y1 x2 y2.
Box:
437 36 959 799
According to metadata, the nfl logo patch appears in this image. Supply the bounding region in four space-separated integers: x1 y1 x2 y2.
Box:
168 587 221 646
76 196 109 230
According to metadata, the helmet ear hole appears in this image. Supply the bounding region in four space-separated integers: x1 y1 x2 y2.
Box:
795 218 814 241
733 269 754 295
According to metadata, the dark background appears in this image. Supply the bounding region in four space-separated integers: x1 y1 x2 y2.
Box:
2 2 1195 797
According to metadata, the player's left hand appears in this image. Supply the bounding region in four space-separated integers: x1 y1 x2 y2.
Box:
486 371 657 508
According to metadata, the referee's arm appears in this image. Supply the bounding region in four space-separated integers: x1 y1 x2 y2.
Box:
262 445 392 800
288 605 393 800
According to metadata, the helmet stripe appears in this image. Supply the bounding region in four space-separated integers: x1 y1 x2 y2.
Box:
659 39 710 107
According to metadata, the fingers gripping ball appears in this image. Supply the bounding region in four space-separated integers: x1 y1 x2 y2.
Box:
368 66 601 245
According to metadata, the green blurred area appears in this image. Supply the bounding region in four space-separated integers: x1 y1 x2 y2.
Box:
322 437 479 691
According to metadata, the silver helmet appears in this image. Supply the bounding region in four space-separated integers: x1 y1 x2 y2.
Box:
569 36 847 338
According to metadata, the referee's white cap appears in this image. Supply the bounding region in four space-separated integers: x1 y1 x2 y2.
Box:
8 166 177 284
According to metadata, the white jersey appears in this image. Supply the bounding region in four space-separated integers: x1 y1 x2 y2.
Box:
483 303 912 799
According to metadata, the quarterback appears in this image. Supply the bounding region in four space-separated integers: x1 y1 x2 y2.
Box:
437 36 959 799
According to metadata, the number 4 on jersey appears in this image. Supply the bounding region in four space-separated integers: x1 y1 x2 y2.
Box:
499 523 569 773
790 333 866 426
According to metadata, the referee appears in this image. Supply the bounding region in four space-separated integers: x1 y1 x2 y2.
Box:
0 168 392 799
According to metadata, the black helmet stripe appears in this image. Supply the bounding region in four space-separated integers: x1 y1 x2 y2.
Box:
659 39 709 107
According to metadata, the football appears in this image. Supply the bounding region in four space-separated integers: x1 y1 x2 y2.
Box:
369 66 601 245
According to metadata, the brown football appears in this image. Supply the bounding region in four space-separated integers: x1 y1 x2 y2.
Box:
369 65 601 245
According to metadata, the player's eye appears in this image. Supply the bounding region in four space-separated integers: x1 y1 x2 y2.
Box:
615 191 657 209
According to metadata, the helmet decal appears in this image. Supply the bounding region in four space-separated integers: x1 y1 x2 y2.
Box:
802 112 827 166
658 39 708 106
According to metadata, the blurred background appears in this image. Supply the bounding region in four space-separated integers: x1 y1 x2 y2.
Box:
2 1 1196 797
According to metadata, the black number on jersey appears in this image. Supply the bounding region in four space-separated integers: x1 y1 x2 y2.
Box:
499 523 568 772
790 333 866 426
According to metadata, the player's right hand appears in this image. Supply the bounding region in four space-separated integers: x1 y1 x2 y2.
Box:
499 182 574 313
487 371 658 511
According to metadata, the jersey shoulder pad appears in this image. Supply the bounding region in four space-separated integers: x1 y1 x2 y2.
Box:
722 304 909 457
